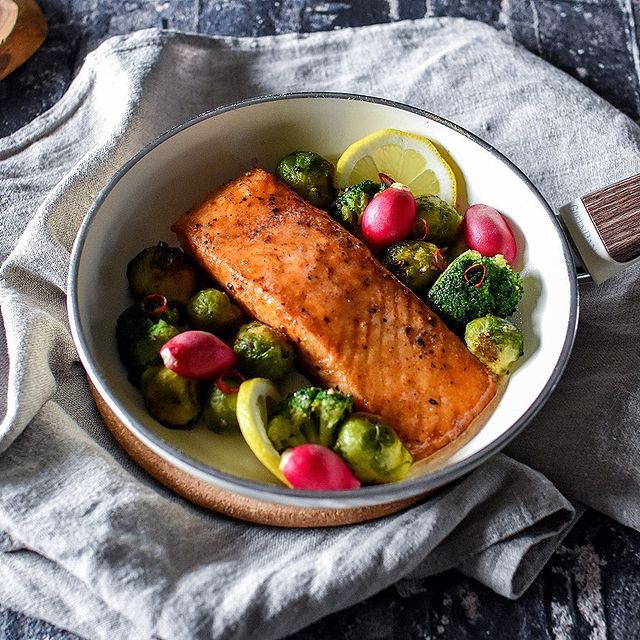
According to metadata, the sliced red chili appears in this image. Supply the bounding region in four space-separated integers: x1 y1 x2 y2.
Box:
412 217 429 240
216 370 245 395
463 263 487 288
378 172 395 187
140 293 168 317
433 248 447 272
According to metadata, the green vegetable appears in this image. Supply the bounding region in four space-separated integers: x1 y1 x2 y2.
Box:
332 179 386 230
267 386 353 451
186 288 242 333
464 315 524 376
116 303 181 385
140 366 201 427
127 241 199 305
334 413 412 484
275 151 336 209
446 234 470 262
383 240 445 291
266 414 309 452
233 321 295 380
413 195 463 246
198 383 239 433
426 249 524 329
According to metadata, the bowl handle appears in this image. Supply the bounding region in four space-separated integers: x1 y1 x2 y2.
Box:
0 0 48 80
558 173 640 284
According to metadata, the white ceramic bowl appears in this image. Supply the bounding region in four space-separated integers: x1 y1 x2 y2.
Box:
68 93 577 517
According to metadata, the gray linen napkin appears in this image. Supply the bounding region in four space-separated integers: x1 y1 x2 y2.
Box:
0 17 638 640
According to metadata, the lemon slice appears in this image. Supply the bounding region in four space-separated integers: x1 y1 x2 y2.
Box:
334 128 457 205
236 378 290 486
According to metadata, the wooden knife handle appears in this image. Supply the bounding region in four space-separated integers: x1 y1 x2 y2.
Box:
559 173 640 284
0 0 47 81
581 174 640 263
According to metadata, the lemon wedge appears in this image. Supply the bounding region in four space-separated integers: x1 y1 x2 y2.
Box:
236 378 290 486
334 128 457 205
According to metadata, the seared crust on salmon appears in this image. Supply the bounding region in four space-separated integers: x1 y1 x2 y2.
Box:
172 169 496 459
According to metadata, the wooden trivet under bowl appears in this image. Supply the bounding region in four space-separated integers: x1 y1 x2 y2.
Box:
89 380 422 527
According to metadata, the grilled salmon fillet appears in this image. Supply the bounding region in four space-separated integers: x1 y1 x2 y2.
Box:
172 168 496 459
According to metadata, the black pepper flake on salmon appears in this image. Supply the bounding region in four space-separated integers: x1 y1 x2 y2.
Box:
172 168 497 460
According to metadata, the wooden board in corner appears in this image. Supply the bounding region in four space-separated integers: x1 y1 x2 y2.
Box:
0 0 47 80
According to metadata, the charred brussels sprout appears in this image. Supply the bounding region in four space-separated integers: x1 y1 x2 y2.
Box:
266 386 353 451
383 241 446 291
414 195 463 246
334 413 412 484
127 241 198 304
116 302 180 385
186 288 242 333
276 151 336 209
332 179 386 230
464 315 524 376
427 250 524 330
198 381 240 433
233 321 294 380
140 366 201 427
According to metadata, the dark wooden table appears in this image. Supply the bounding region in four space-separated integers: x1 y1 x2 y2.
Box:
2 2 640 638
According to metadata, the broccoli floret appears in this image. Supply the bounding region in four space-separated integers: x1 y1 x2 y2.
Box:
266 386 353 451
332 180 386 230
283 386 320 443
426 249 523 329
312 388 354 446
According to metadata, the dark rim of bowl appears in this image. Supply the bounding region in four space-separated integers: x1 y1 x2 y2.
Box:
68 91 579 508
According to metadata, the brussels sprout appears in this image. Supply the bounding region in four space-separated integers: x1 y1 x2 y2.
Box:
334 413 413 484
233 321 295 380
198 382 239 433
116 302 181 385
140 366 201 427
464 315 524 376
383 241 446 291
414 195 463 246
186 288 242 332
127 241 198 304
276 151 336 209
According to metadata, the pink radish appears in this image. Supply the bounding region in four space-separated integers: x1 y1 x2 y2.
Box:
463 204 517 264
361 183 416 250
279 444 361 491
160 330 237 380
